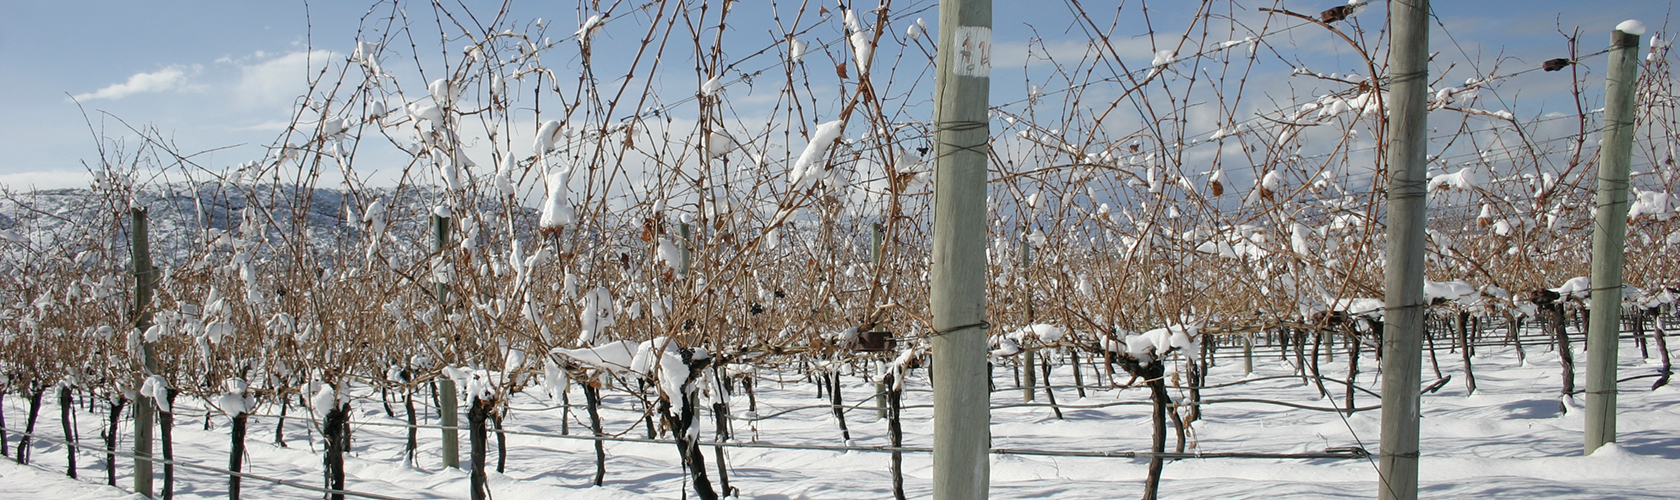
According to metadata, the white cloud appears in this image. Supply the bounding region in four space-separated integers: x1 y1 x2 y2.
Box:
233 50 338 110
73 66 193 101
236 120 295 132
0 170 94 191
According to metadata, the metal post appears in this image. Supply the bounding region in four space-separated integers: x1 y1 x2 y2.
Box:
1585 21 1643 455
931 1 992 497
1377 1 1430 499
433 214 460 469
131 207 156 498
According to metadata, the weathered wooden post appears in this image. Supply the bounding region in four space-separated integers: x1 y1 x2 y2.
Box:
1378 1 1431 498
1243 333 1254 375
130 207 157 498
930 0 993 496
1019 225 1035 403
872 222 889 420
1585 19 1644 455
434 213 460 469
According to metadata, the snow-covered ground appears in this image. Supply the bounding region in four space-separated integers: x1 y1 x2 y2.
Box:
4 332 1678 499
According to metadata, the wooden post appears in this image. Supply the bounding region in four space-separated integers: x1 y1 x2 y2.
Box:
1020 226 1035 403
434 214 460 469
130 207 157 498
872 222 889 420
679 222 693 277
1377 1 1431 498
930 0 993 496
1585 20 1644 455
1243 334 1254 375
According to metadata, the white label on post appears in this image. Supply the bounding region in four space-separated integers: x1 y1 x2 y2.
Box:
953 26 992 78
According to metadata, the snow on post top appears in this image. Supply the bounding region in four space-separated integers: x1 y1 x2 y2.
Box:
1617 20 1647 36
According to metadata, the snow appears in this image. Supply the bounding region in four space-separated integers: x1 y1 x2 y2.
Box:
1012 323 1064 343
1151 50 1176 68
0 459 144 500
788 120 845 190
842 8 875 74
538 167 576 230
649 339 691 404
1628 190 1672 219
1326 297 1385 318
655 237 682 272
352 40 383 76
494 155 517 196
16 346 1673 498
311 384 337 418
576 14 605 40
551 339 639 374
534 120 564 154
215 391 249 417
1484 218 1509 235
1553 276 1592 300
139 375 171 414
700 76 724 96
905 18 924 40
1429 167 1480 191
788 38 807 63
1617 19 1647 36
542 356 570 402
989 337 1021 358
577 286 615 345
1424 279 1477 303
1639 287 1678 308
1345 0 1370 16
504 349 527 375
1260 170 1284 191
427 78 460 108
705 130 736 158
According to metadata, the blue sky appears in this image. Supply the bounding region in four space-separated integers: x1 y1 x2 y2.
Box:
0 0 1674 190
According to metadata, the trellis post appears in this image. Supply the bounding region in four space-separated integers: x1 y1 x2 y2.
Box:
930 1 992 497
131 207 157 498
1377 1 1431 499
1585 20 1644 455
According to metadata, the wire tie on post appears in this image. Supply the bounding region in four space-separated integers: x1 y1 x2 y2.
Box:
930 320 991 337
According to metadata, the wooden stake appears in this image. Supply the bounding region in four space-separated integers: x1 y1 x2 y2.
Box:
930 0 993 497
1377 1 1432 497
1585 21 1643 455
130 207 157 498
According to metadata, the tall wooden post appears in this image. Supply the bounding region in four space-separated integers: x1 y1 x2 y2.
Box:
930 1 992 497
1377 1 1430 499
1019 226 1035 403
434 214 460 469
872 222 889 420
131 207 157 497
1585 20 1644 455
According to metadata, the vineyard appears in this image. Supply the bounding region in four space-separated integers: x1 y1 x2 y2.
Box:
2 0 1679 499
